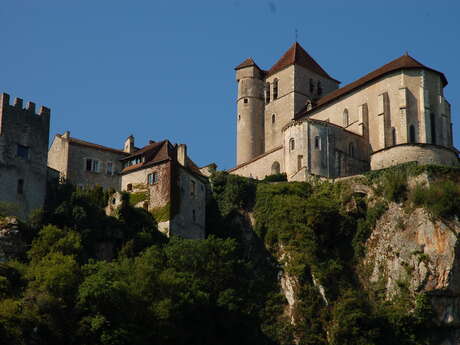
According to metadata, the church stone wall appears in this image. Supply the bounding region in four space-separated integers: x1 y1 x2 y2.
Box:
370 144 459 170
229 147 284 180
309 70 423 153
264 66 296 151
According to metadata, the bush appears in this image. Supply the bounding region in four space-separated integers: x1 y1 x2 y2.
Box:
410 180 460 220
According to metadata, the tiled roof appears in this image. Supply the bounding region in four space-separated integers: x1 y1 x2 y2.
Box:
267 42 339 82
120 140 173 174
235 57 262 71
68 136 128 155
120 140 205 178
295 53 448 119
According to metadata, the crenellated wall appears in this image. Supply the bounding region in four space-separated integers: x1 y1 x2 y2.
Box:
0 93 50 219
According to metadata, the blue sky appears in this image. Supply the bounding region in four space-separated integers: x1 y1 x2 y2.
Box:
0 0 459 170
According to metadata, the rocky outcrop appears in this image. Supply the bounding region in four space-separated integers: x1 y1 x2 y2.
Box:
363 202 460 343
0 217 26 262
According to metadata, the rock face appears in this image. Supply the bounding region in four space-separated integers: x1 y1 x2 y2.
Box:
0 217 26 262
364 203 460 343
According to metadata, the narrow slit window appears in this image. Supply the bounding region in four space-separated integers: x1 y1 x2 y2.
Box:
391 127 397 146
265 82 271 104
273 79 278 100
17 179 24 195
289 138 295 151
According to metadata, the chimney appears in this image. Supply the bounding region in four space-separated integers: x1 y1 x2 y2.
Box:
62 131 70 139
124 135 135 153
177 144 187 167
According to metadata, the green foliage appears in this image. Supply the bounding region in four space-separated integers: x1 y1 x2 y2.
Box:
261 173 288 183
352 201 388 258
128 191 149 206
210 172 257 217
381 169 408 202
150 202 171 223
409 180 460 220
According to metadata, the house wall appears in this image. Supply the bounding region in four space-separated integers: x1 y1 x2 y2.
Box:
170 166 206 239
0 93 50 219
67 143 124 190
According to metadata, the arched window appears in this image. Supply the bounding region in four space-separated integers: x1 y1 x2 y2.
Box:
273 79 278 100
348 142 355 158
314 136 321 150
127 183 133 191
265 82 271 104
309 79 314 93
317 81 322 96
271 161 280 175
430 113 436 144
272 114 276 124
289 138 295 151
343 109 349 127
391 127 397 146
409 125 416 143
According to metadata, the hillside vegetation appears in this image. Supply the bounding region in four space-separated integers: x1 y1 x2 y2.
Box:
1 164 459 345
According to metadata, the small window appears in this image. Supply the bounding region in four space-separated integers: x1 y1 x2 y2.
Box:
238 114 241 121
112 198 116 205
17 145 29 159
148 172 158 185
348 143 355 158
272 114 276 124
127 183 133 192
271 161 280 175
309 79 314 93
106 161 114 175
85 158 99 172
409 125 416 143
190 180 196 197
317 81 322 96
430 113 436 144
391 127 396 146
289 138 295 151
314 136 321 150
297 155 303 170
273 79 278 100
243 98 248 104
343 109 349 127
265 82 271 104
192 209 196 222
17 179 24 195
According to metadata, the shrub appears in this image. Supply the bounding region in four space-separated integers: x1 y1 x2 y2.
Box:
410 180 460 220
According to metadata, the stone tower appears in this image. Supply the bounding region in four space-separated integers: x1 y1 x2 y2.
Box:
0 93 50 219
235 58 265 165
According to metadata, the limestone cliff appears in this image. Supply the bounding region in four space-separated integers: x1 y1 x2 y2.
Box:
363 202 460 343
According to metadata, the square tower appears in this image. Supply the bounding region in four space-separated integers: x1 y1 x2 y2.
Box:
0 93 50 219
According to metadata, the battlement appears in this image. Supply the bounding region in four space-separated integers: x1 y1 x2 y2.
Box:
1 92 50 117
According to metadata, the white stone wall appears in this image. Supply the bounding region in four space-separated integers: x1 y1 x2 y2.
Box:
370 144 459 170
229 147 284 180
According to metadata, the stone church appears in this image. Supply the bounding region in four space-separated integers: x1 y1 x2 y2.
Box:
229 42 459 180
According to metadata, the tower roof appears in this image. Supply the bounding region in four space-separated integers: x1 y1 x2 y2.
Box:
235 57 262 71
267 42 339 82
295 53 448 119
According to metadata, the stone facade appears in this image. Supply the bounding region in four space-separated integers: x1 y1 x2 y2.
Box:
48 131 129 190
0 93 50 219
231 43 458 181
104 140 206 239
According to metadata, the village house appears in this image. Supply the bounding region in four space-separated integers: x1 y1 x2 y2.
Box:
48 133 207 239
